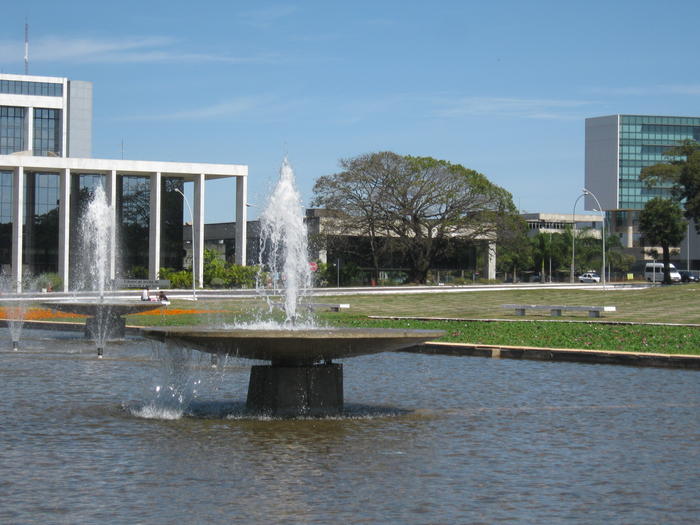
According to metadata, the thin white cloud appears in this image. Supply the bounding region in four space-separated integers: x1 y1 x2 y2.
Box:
433 96 593 120
590 84 700 96
114 97 260 121
112 95 293 121
0 35 277 65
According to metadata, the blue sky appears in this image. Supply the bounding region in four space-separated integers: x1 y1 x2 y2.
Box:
2 1 700 222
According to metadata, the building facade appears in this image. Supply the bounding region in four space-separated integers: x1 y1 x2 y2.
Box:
585 114 700 268
0 73 248 291
521 212 602 237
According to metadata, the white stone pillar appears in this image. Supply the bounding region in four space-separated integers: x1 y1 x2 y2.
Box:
58 169 71 290
26 107 34 154
235 175 248 266
12 167 24 292
148 172 162 280
104 170 118 281
486 241 496 280
193 174 205 287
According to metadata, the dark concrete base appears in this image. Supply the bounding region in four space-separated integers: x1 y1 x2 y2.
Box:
247 363 343 417
85 315 126 340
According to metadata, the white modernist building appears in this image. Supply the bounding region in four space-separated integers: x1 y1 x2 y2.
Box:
0 73 248 292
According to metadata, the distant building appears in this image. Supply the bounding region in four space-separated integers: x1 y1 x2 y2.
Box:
521 212 602 238
0 73 92 157
585 114 700 268
0 73 248 291
193 209 497 284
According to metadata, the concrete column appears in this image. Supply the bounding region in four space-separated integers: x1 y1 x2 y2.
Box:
235 175 248 266
148 172 162 280
485 241 496 280
193 174 205 287
26 107 34 154
626 211 634 248
58 169 71 290
11 167 24 291
104 170 118 280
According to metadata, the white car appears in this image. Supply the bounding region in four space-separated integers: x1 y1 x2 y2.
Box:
578 272 601 283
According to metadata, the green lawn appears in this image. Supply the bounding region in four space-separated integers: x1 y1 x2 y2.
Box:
123 284 700 355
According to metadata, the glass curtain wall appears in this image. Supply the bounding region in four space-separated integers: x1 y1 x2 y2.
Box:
0 171 12 271
117 175 150 278
160 177 184 270
23 172 59 275
619 115 700 209
33 108 61 156
0 107 26 154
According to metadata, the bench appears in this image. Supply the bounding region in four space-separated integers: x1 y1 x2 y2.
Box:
501 304 616 318
115 278 171 289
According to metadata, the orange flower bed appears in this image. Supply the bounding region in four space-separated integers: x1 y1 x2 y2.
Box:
0 306 226 321
0 307 84 321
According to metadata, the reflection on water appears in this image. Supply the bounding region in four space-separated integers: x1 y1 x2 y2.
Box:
1 329 699 523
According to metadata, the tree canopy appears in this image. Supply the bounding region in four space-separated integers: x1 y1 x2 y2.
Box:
640 139 700 231
638 197 686 284
312 152 518 283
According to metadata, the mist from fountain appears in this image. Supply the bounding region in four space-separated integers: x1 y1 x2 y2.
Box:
255 157 314 327
0 272 31 351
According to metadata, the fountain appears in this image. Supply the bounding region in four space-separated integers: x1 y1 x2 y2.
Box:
142 158 443 417
43 185 162 357
0 272 31 351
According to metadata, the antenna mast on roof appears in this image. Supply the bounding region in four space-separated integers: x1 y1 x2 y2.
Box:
24 20 29 74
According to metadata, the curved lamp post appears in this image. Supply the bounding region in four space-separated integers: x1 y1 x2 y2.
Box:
582 188 606 288
175 188 197 301
571 193 586 283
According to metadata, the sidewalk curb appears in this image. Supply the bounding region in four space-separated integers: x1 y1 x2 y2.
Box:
408 341 700 370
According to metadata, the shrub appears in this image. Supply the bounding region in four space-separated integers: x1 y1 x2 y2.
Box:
34 272 63 292
159 268 193 289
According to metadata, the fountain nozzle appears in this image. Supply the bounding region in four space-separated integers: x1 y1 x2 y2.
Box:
12 340 19 351
97 347 104 358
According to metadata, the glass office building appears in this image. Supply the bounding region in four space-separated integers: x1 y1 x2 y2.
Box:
0 73 248 292
585 114 700 250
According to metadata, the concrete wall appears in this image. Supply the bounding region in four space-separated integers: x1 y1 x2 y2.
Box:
585 115 619 211
67 80 92 158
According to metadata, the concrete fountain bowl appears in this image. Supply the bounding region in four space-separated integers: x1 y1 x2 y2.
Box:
141 325 445 418
43 300 165 345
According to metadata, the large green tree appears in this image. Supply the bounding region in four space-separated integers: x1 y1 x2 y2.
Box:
641 139 700 230
638 197 686 284
312 152 518 283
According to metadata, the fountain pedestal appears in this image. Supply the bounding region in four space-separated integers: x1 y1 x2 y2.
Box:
248 362 343 417
85 313 126 340
141 327 444 418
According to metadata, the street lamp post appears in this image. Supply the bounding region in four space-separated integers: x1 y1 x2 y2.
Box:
582 188 606 288
175 188 197 301
571 193 585 283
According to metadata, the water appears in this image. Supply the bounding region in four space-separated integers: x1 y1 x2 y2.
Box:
77 184 113 299
256 158 313 326
2 330 699 523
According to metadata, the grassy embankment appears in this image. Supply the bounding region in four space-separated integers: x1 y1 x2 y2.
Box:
10 284 700 355
128 284 700 355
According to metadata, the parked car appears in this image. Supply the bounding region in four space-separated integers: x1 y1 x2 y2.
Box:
679 270 699 283
578 272 601 283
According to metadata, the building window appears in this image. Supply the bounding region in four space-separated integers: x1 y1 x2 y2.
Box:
33 108 61 156
118 175 150 278
0 171 12 267
0 106 26 154
0 80 63 97
23 172 59 275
